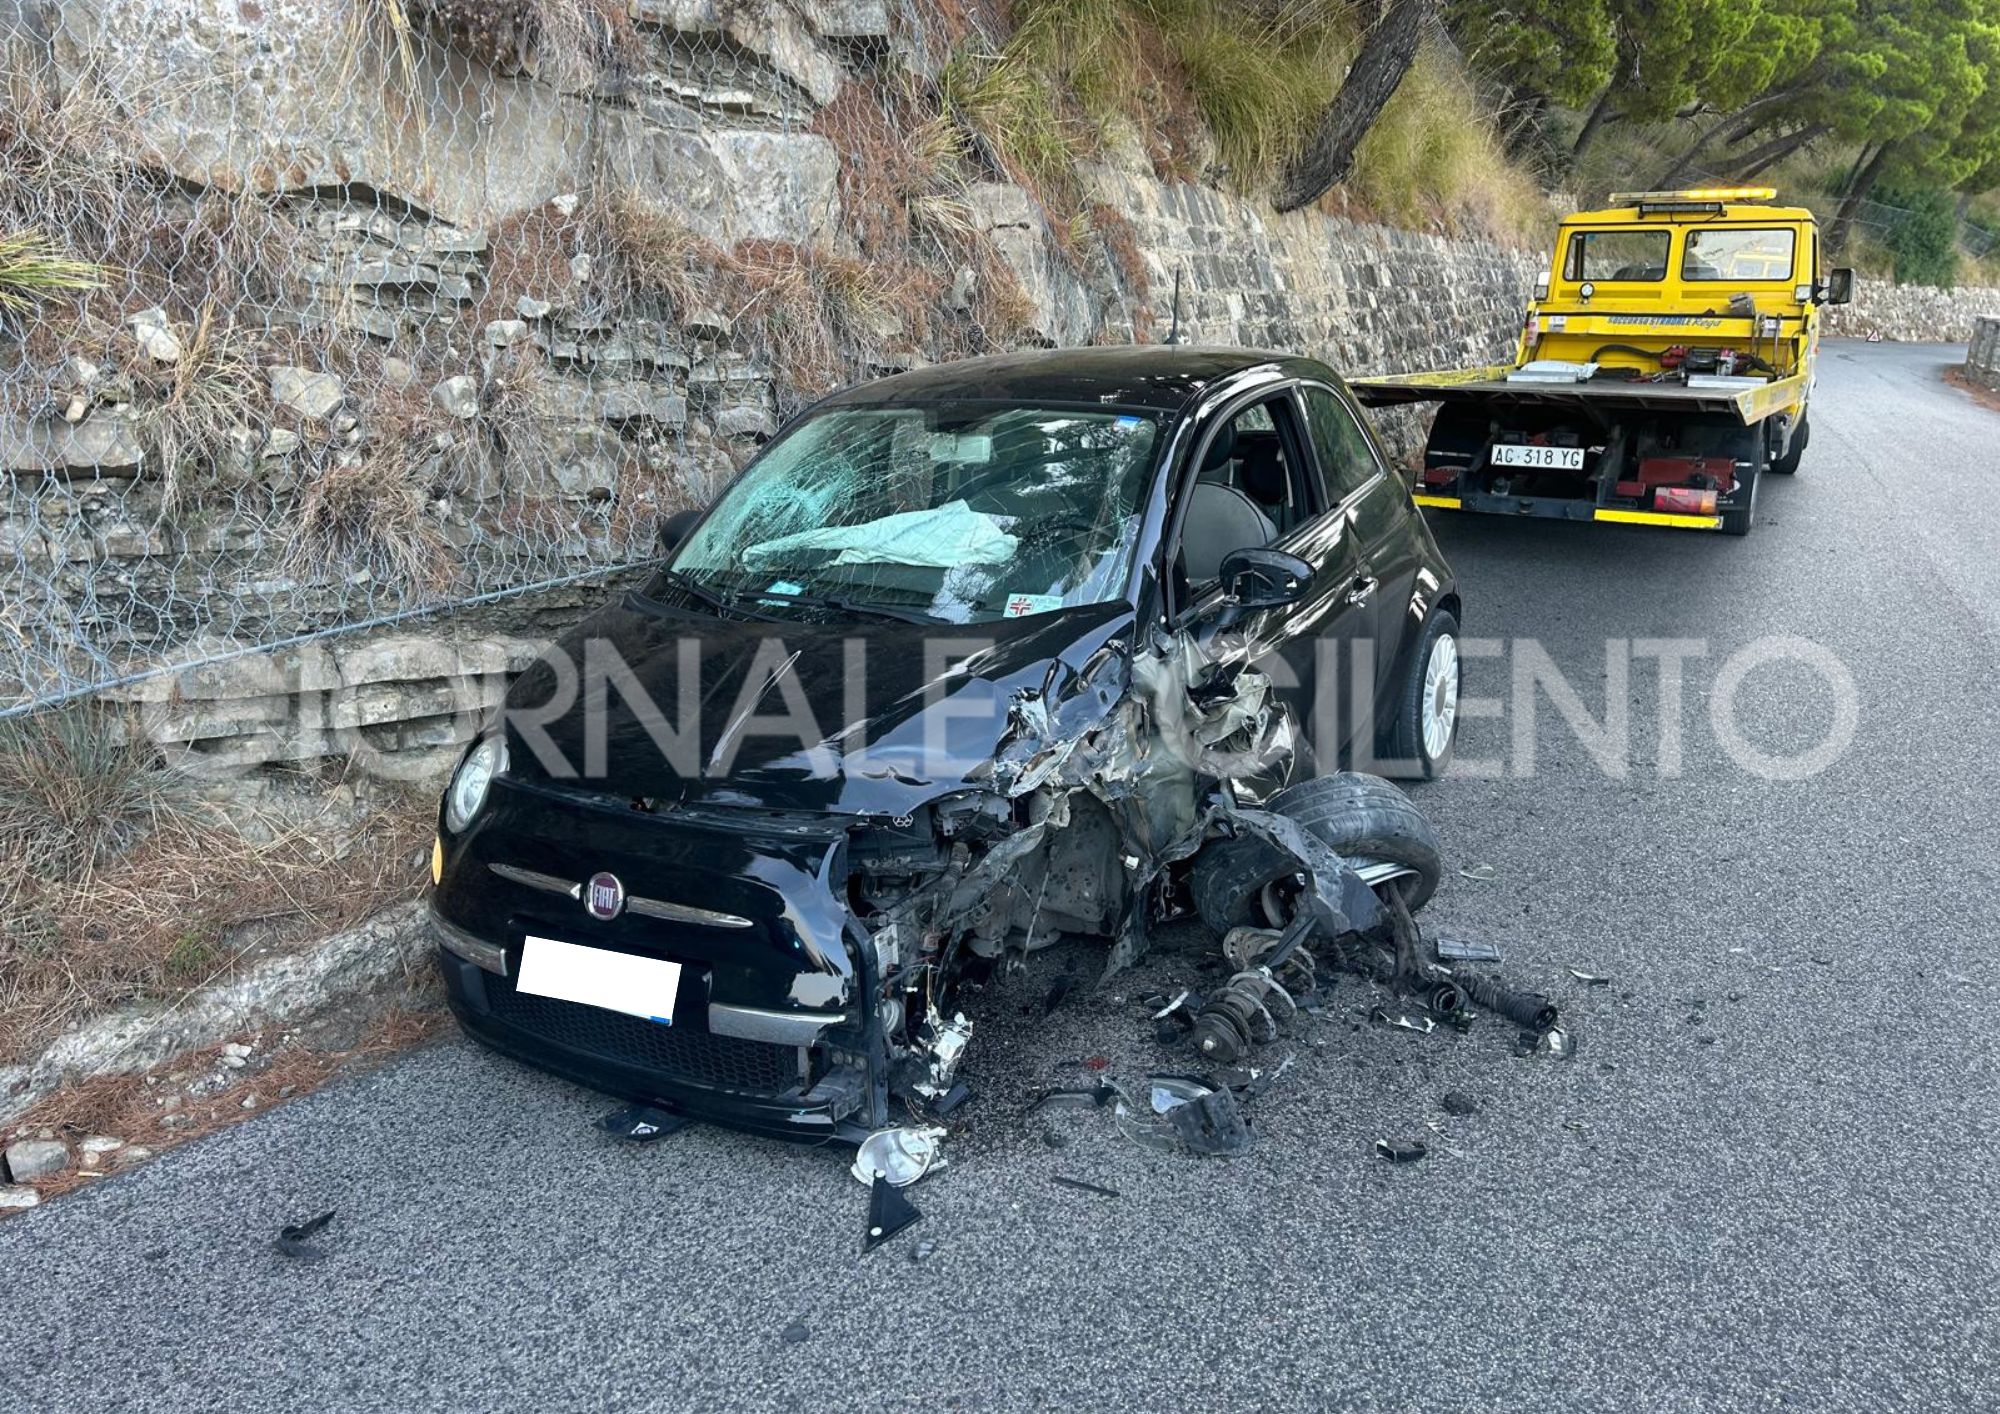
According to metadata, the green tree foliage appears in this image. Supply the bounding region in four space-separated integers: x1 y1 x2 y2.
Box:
1878 187 1961 286
1444 1 1617 108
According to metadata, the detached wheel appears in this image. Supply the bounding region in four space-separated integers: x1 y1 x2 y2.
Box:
1190 772 1445 933
1769 413 1808 475
1379 609 1460 780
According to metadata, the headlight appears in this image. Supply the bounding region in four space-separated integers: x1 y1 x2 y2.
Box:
445 735 507 832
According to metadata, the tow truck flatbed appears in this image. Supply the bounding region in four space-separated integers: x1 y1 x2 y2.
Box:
1349 365 1811 424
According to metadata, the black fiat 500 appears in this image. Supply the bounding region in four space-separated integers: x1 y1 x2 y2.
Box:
429 347 1462 1141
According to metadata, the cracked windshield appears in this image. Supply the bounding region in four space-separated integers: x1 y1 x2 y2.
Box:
668 404 1161 623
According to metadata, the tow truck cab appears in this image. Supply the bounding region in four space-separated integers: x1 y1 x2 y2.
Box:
1358 187 1855 538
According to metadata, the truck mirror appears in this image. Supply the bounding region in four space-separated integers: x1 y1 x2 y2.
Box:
1823 268 1855 306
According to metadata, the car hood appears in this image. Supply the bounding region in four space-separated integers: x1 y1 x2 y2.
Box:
500 589 1137 816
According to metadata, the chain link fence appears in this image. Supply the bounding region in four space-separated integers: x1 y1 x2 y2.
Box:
0 0 1056 719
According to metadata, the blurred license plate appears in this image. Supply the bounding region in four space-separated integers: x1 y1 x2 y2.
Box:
517 937 682 1025
1490 443 1584 470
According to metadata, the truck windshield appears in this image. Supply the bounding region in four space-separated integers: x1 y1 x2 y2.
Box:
668 402 1161 623
1682 227 1797 281
1564 229 1670 281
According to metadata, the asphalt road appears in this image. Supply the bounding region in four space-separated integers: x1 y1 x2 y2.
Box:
5 341 1996 1413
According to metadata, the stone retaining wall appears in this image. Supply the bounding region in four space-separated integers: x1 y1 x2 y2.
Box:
1970 317 2000 390
1825 281 2000 343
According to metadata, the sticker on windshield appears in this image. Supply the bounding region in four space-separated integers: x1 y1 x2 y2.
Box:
1002 593 1063 619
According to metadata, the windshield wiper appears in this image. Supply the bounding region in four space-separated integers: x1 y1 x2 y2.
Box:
651 569 786 622
751 589 939 626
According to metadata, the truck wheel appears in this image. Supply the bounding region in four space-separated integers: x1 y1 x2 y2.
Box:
1770 414 1808 475
1190 773 1444 933
1720 464 1759 537
1378 609 1460 781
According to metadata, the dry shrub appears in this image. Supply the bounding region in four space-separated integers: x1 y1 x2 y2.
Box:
0 704 166 879
814 78 978 257
368 0 644 88
0 64 134 242
0 229 104 314
1345 45 1552 246
0 768 432 1063
293 382 455 593
720 239 900 405
120 302 261 513
601 195 720 318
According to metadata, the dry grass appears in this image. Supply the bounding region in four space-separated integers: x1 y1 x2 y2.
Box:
292 381 456 592
0 65 134 241
718 239 902 405
0 708 433 1062
1344 45 1553 247
814 78 977 257
601 195 721 318
0 229 105 313
122 301 261 512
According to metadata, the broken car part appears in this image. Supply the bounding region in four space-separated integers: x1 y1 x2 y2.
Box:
1051 1175 1120 1198
1460 976 1559 1032
1435 936 1504 964
275 1210 336 1262
1374 1138 1428 1163
597 1104 692 1142
863 1176 923 1252
850 1127 947 1187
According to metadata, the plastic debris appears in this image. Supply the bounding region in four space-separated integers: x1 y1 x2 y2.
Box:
1566 968 1612 987
1375 1138 1428 1163
275 1209 335 1262
1027 1083 1118 1111
863 1174 923 1252
1052 1174 1120 1198
1458 863 1498 882
1515 1026 1578 1060
1165 1086 1254 1156
910 1237 940 1263
851 1126 947 1187
1435 936 1504 963
596 1104 692 1142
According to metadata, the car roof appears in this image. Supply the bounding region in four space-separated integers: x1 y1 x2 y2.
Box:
814 345 1331 416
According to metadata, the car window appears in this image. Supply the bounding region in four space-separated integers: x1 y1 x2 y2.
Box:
669 403 1161 623
1300 386 1380 502
1682 227 1796 282
1563 229 1670 282
1302 385 1403 549
1173 393 1311 592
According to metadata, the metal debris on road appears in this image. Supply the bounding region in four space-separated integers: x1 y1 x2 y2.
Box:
1459 976 1559 1031
596 1104 693 1142
1110 1075 1256 1157
1458 863 1498 881
1051 1174 1120 1198
1374 1138 1428 1163
1436 936 1504 963
1369 1006 1436 1036
1566 968 1612 987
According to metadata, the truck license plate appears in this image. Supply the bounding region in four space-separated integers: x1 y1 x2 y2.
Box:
1490 443 1585 471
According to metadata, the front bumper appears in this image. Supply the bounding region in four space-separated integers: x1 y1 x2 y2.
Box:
429 780 891 1144
436 926 877 1143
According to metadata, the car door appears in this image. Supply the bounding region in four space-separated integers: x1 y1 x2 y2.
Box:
1166 384 1371 785
1298 381 1428 742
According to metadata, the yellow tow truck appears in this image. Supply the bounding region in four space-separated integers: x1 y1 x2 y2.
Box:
1349 187 1854 537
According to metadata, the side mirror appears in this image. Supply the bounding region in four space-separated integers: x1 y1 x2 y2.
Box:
1218 547 1313 609
1822 268 1855 306
656 507 701 556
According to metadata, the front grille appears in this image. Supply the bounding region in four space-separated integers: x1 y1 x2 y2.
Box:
489 986 804 1095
